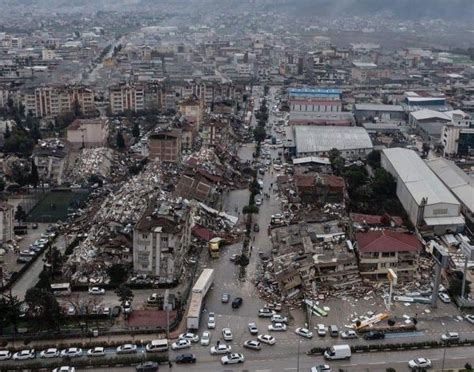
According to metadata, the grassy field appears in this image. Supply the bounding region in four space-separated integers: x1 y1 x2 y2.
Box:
27 190 89 222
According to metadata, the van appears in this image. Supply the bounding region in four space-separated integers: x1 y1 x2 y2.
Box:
324 344 351 360
329 325 339 337
145 339 169 352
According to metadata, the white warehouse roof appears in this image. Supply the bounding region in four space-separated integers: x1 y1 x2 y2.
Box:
294 126 373 154
354 103 404 112
382 148 460 207
425 158 474 212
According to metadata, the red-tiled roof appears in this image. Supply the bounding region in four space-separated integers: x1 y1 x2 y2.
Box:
356 230 422 253
351 213 403 227
191 225 215 241
321 174 345 188
295 175 315 188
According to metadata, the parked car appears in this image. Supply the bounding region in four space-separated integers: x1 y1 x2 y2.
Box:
60 348 82 358
230 254 240 262
88 287 105 295
258 308 275 318
340 330 358 339
441 332 460 341
87 347 106 357
364 331 385 340
311 365 331 372
201 331 211 346
147 293 159 304
295 327 313 339
243 340 261 351
408 358 432 369
135 361 159 372
40 348 59 358
179 332 199 343
257 334 276 345
175 353 196 364
207 312 216 329
53 367 75 372
102 307 110 316
222 328 233 341
116 344 137 354
248 322 258 335
221 353 245 365
210 344 232 355
253 223 260 232
268 322 286 332
438 292 451 303
271 314 287 323
171 339 191 350
221 293 230 303
0 350 12 361
316 324 327 336
466 314 474 324
232 297 243 309
13 349 35 360
123 300 132 314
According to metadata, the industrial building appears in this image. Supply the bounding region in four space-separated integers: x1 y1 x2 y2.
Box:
426 157 474 230
289 126 373 159
381 148 464 234
354 103 405 122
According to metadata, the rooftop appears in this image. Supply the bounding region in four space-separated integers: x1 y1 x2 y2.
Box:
356 230 422 253
294 126 372 155
354 103 404 112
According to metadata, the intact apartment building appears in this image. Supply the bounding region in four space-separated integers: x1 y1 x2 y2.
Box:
109 83 145 114
133 201 192 282
356 230 422 281
148 129 182 163
66 118 109 149
441 112 474 156
0 202 14 244
20 85 95 117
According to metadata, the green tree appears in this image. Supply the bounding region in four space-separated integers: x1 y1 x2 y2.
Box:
344 166 368 192
0 294 22 335
116 131 125 149
328 148 345 176
14 205 26 222
253 126 266 143
371 168 396 197
24 287 62 330
367 150 381 168
132 121 140 138
4 124 11 139
115 284 134 307
107 263 128 285
448 276 471 298
29 160 39 188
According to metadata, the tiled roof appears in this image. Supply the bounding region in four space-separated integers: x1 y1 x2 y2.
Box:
356 230 421 253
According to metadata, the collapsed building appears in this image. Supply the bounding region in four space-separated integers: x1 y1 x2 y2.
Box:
32 138 70 185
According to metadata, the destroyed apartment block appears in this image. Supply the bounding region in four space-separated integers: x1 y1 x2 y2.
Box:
270 221 359 299
32 138 70 186
133 199 194 284
355 230 422 282
294 172 345 204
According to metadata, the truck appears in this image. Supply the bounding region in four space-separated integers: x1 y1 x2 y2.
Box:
186 269 215 330
324 344 351 360
208 237 222 258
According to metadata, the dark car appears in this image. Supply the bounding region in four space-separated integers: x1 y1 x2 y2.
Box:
136 361 159 372
111 306 122 317
363 331 385 340
253 223 260 232
175 353 196 364
232 297 243 309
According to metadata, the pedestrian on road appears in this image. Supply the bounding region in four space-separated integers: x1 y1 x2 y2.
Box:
168 361 173 368
217 340 220 346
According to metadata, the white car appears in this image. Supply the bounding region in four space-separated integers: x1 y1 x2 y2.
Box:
87 347 106 357
102 307 110 315
258 308 275 318
13 349 35 360
171 339 191 350
210 343 231 355
60 348 83 358
441 332 460 341
248 322 258 335
311 365 331 372
179 332 199 343
466 314 474 324
295 327 313 339
408 358 432 369
201 331 211 346
40 348 59 358
147 293 159 304
207 312 216 329
243 340 261 351
88 287 105 295
257 334 276 345
316 324 327 336
340 330 358 339
271 314 288 323
116 344 137 354
0 350 11 361
53 367 76 372
268 322 286 332
222 328 233 341
438 292 451 303
221 353 245 365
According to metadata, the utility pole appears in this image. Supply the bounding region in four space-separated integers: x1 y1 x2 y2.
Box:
296 340 300 372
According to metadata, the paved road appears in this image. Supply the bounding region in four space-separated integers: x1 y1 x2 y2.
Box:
80 346 474 371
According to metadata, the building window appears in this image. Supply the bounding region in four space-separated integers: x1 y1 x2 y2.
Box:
142 234 148 239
